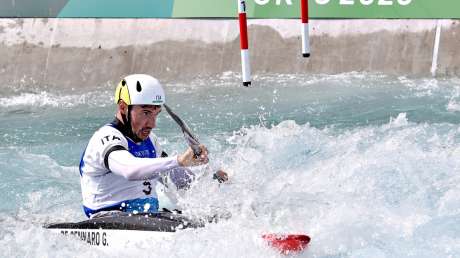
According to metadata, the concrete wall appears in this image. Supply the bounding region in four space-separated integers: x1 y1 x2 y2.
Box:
0 18 459 90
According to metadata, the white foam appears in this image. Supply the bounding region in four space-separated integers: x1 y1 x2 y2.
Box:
447 99 460 112
389 113 409 128
181 118 460 257
438 187 460 216
2 116 460 257
1 73 460 257
0 91 112 108
397 76 442 97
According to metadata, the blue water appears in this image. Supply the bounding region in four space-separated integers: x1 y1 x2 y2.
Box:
0 72 459 257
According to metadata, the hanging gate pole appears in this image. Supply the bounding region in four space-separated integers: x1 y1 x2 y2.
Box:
238 0 251 86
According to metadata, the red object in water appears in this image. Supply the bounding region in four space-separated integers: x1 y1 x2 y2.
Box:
262 234 311 255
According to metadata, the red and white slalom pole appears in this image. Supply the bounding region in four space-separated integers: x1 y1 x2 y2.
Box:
238 0 251 86
300 0 310 58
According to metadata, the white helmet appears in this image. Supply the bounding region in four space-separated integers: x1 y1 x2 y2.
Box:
115 74 165 105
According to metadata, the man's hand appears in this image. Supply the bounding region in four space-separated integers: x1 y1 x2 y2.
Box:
177 145 209 167
213 170 229 183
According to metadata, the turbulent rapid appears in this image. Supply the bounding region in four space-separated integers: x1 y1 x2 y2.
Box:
0 72 459 257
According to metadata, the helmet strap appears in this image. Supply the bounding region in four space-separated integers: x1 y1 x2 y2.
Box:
121 105 130 126
122 105 142 143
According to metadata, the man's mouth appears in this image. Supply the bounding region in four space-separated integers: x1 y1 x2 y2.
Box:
140 128 152 136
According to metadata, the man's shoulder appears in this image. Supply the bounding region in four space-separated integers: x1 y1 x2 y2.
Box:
88 124 127 147
95 124 124 136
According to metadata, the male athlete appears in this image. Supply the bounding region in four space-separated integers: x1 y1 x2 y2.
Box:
79 74 227 217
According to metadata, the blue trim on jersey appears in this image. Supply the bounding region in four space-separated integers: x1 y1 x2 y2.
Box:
127 137 157 158
107 122 158 159
83 197 159 218
79 146 88 177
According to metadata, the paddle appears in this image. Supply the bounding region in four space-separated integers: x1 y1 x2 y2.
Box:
164 104 202 157
164 104 229 183
164 103 310 254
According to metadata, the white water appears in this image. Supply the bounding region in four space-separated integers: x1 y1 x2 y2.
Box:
0 73 459 257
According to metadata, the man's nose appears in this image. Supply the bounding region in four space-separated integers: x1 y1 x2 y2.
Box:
148 116 156 128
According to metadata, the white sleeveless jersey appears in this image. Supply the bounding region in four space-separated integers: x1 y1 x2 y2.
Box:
79 124 165 211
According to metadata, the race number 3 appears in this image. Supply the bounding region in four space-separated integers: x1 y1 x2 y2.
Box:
142 181 152 195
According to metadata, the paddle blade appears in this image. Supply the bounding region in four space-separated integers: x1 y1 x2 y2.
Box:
262 234 310 255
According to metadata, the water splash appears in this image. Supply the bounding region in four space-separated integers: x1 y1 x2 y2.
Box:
0 73 459 257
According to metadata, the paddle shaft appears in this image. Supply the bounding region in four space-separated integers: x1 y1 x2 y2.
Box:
163 104 202 157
